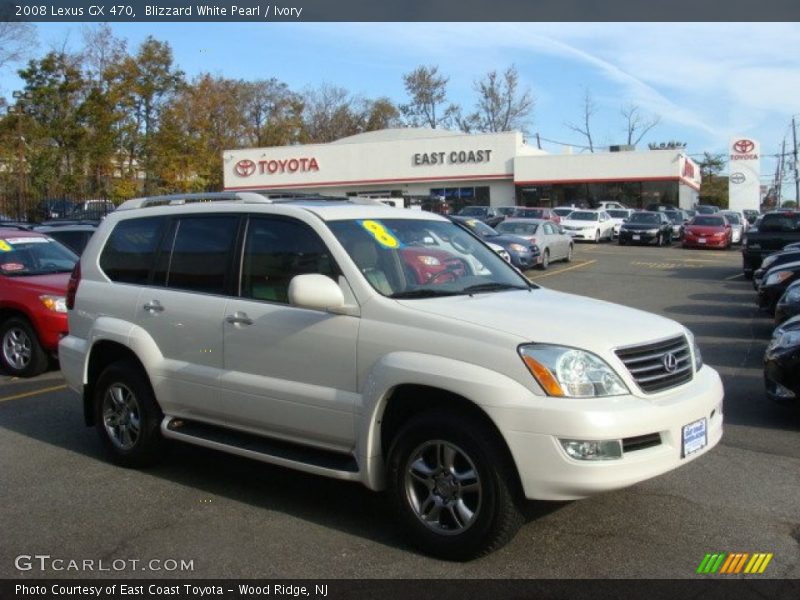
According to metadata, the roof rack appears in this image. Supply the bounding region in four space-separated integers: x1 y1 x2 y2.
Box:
117 191 387 211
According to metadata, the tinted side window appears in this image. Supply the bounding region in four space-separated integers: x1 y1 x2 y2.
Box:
100 217 167 284
759 214 800 233
165 215 239 294
49 231 88 255
241 217 338 304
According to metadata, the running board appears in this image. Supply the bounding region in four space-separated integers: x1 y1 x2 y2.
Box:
161 417 361 481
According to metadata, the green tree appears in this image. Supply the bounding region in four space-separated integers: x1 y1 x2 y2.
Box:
241 78 304 147
697 152 729 208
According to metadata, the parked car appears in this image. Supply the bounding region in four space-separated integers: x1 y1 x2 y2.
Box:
664 210 688 241
553 206 578 219
495 218 574 269
645 203 678 212
618 211 673 246
33 222 98 256
695 204 720 215
785 241 800 252
59 192 722 560
456 206 504 228
449 216 540 270
752 249 800 290
559 209 615 243
764 315 800 405
774 280 800 326
606 208 634 238
596 201 627 211
0 228 78 376
495 206 518 218
743 209 760 225
720 211 745 244
757 259 800 314
682 215 731 250
741 211 800 278
69 199 116 220
34 199 76 221
513 206 561 224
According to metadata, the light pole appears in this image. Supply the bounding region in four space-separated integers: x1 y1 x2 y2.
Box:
9 90 32 221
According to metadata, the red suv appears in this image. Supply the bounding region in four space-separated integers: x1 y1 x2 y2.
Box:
0 228 78 376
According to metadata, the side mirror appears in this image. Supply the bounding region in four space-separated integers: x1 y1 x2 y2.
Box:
289 274 347 313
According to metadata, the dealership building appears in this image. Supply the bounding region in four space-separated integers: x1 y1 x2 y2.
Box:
223 129 701 211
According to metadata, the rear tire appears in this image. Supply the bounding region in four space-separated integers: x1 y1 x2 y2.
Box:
387 411 523 561
94 360 167 468
539 249 550 270
566 244 574 262
594 230 600 243
0 317 48 377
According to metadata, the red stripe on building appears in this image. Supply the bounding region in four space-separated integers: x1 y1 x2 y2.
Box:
225 173 513 191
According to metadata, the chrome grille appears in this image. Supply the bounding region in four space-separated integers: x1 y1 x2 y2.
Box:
615 335 693 393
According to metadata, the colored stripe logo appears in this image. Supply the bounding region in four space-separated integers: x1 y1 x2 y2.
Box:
697 552 773 574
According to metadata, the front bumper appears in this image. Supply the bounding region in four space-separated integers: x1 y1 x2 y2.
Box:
564 228 597 241
764 347 800 404
488 366 724 501
758 284 784 312
620 230 659 244
684 235 727 248
32 309 69 352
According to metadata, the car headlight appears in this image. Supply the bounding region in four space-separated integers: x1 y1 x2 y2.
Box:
762 256 777 269
39 295 67 313
765 271 793 286
775 330 800 349
416 255 441 266
509 243 527 253
782 285 800 304
685 328 703 372
518 344 629 398
647 228 659 234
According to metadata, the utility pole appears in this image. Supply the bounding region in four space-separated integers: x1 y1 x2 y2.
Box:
793 116 799 205
777 138 786 206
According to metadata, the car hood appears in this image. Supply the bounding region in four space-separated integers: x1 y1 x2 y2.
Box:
2 272 71 295
560 219 599 228
397 288 684 353
622 222 662 231
481 233 534 250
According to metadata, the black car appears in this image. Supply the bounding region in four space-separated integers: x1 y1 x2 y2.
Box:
618 211 673 246
448 215 540 270
32 222 98 256
753 249 800 290
456 206 504 228
764 315 800 405
743 209 760 225
775 280 800 326
741 211 800 279
695 204 720 215
757 259 800 314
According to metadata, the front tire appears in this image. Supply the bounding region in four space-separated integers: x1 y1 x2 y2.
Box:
387 411 523 561
594 229 600 243
566 244 574 262
0 317 48 377
94 360 167 468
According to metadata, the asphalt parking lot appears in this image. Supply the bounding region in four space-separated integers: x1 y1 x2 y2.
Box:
1 241 798 579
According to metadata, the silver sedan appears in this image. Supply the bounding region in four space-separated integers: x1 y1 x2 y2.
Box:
495 218 574 269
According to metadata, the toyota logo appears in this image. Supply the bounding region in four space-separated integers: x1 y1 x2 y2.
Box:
663 353 679 373
235 159 256 177
733 139 755 154
730 172 746 184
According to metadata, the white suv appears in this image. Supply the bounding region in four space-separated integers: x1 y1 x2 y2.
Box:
59 193 724 560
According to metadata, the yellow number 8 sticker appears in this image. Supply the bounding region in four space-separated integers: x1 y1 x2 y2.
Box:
361 220 401 249
0 241 11 252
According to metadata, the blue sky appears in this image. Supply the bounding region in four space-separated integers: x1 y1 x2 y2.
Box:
2 22 799 199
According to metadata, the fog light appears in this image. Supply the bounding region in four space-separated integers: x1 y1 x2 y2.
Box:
560 439 623 460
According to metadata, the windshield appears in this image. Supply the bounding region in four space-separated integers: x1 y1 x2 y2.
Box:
328 218 531 298
553 208 574 217
496 221 538 236
496 207 517 216
664 211 682 223
607 210 628 218
458 206 487 217
567 211 599 222
722 213 741 224
629 213 661 224
0 236 78 276
691 216 725 227
696 205 718 214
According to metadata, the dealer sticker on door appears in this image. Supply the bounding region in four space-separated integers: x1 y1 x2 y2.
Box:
682 417 707 457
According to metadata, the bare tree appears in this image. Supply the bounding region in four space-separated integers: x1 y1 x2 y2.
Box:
80 24 127 83
0 22 37 73
621 103 661 146
400 65 460 129
302 84 363 143
566 88 598 153
465 65 534 133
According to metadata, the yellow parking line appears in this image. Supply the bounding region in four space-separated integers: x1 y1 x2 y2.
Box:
0 384 67 403
529 260 597 280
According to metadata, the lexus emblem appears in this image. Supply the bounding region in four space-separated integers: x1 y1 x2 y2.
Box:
663 352 679 373
235 159 256 177
730 172 746 184
733 139 755 154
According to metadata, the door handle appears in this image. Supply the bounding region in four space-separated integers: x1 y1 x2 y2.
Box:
143 300 164 313
225 312 253 326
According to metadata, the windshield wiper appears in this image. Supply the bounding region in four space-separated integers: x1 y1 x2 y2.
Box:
389 289 462 299
461 282 530 294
